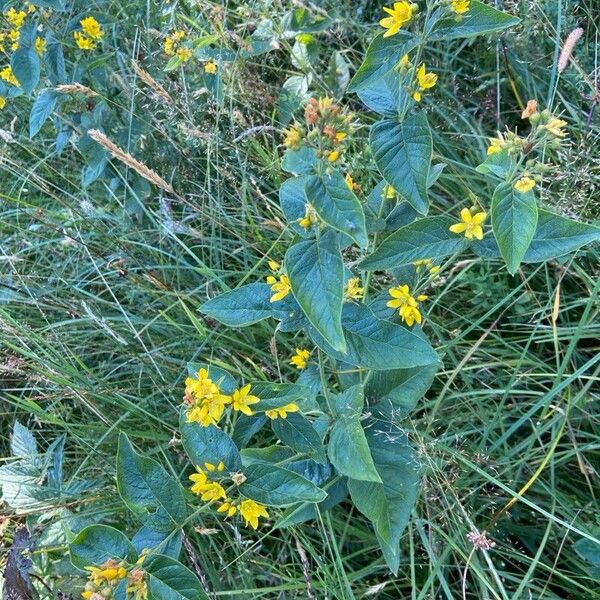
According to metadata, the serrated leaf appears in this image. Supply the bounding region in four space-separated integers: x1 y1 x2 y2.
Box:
370 115 432 215
116 434 186 531
271 413 327 464
70 525 138 571
491 182 538 274
305 172 368 247
11 422 38 458
144 554 209 600
360 216 470 271
286 230 346 351
239 463 327 506
429 0 520 41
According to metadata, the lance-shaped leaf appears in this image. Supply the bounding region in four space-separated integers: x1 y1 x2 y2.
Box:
249 382 308 411
305 172 368 248
308 303 438 370
348 419 420 574
143 554 209 600
349 31 419 92
429 1 520 41
239 464 327 506
473 209 600 263
370 115 432 215
286 230 346 352
491 182 538 274
70 525 138 571
360 216 470 271
279 176 313 236
272 413 327 464
116 433 186 531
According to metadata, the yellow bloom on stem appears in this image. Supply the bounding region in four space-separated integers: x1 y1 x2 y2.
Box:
384 184 397 199
345 173 355 190
177 47 192 62
268 259 280 272
0 97 6 110
290 348 310 370
6 8 26 29
231 384 260 416
514 176 536 193
35 37 46 55
327 150 340 162
204 60 218 74
449 207 487 240
298 204 318 230
265 403 299 420
74 32 96 50
0 66 19 87
416 64 438 90
387 285 427 327
217 499 238 517
184 368 231 427
239 499 269 529
283 125 302 149
85 561 127 586
126 568 148 600
380 2 415 38
266 274 291 302
80 16 104 41
204 461 225 472
344 277 364 301
546 117 567 137
450 0 470 14
189 466 227 501
487 136 506 155
399 53 410 68
9 29 19 51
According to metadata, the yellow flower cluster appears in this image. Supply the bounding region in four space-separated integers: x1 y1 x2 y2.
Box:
266 260 291 302
412 63 438 102
449 208 487 240
450 0 470 14
265 403 299 420
83 559 127 600
290 348 310 369
344 277 364 301
514 176 536 193
283 125 303 149
298 203 318 230
184 368 260 427
189 463 269 529
164 30 192 62
414 259 440 276
74 16 104 51
387 285 428 327
380 2 415 37
204 60 217 74
344 173 361 193
0 65 19 87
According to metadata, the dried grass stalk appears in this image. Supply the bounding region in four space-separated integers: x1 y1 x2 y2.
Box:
130 60 173 104
557 27 584 73
87 129 176 195
55 83 97 96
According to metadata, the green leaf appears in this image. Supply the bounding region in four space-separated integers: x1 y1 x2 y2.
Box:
271 413 327 464
328 386 382 483
144 554 209 600
132 525 182 559
11 47 40 94
116 433 186 531
30 0 66 8
286 230 346 352
279 176 312 236
429 1 520 41
282 147 319 175
240 463 327 506
360 216 470 271
305 172 368 248
11 422 37 458
356 69 407 115
199 283 282 327
366 364 439 417
475 149 513 178
370 115 432 215
491 182 538 274
473 209 600 263
179 412 242 472
308 303 439 370
348 420 420 574
29 90 61 138
70 524 138 571
250 382 308 411
349 32 419 92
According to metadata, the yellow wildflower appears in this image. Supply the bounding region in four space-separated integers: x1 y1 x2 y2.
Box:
8 29 19 51
344 277 364 301
164 30 185 56
74 31 96 50
6 8 26 29
283 125 302 149
126 568 148 600
399 53 410 68
239 499 269 529
0 66 19 87
184 368 231 427
387 285 427 327
449 207 487 240
268 259 280 272
35 37 46 56
266 273 291 302
450 0 470 14
327 150 340 162
204 60 218 74
0 97 5 110
231 384 260 416
546 117 567 138
177 47 192 62
335 131 347 142
414 259 440 275
514 176 536 193
385 184 397 199
265 403 299 420
85 561 127 586
487 136 506 155
204 461 225 472
217 499 238 517
298 204 318 230
189 467 227 501
26 3 36 13
80 16 104 41
413 64 437 101
380 2 415 38
290 348 310 370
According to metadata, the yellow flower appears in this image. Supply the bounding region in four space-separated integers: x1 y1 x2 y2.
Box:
217 500 238 517
239 499 269 529
231 384 260 416
487 136 506 155
514 176 536 193
35 37 46 56
283 125 302 149
327 150 340 162
6 8 26 29
384 184 396 199
74 31 96 50
386 285 427 327
0 97 5 110
266 274 291 302
204 461 225 472
204 60 218 74
345 173 355 190
268 259 280 272
9 29 19 51
298 204 318 230
164 30 185 56
184 368 231 427
80 16 104 41
399 53 410 68
344 277 364 301
177 47 192 62
85 561 127 586
26 3 36 13
449 207 487 240
0 66 19 87
412 91 422 102
265 403 299 420
380 2 415 38
335 131 347 142
450 0 470 14
189 467 227 501
414 63 438 102
546 117 567 137
290 348 310 370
